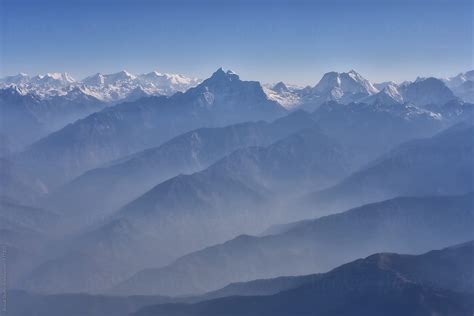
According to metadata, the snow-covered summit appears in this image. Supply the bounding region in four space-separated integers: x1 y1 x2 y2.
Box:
263 81 301 110
445 70 474 88
30 72 76 89
443 71 474 103
313 70 379 96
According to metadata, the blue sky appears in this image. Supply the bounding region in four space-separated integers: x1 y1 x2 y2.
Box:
1 0 472 85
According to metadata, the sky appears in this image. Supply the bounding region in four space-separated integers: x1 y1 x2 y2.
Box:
0 0 472 85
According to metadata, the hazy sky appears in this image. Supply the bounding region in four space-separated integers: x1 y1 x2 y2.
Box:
1 0 472 85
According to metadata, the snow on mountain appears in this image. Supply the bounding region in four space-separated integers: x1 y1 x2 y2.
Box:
313 70 379 96
82 70 136 87
364 77 458 107
78 70 201 101
264 70 467 110
0 84 106 150
263 82 301 110
363 82 403 105
13 68 286 190
444 70 474 89
2 69 469 107
0 73 30 86
443 70 474 103
399 77 457 106
138 71 200 93
31 72 75 85
380 83 404 103
0 72 75 98
263 70 379 111
0 70 201 102
30 73 76 95
374 81 397 91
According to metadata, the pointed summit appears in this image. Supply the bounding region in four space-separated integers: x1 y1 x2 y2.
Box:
82 73 106 86
209 68 240 82
273 82 289 93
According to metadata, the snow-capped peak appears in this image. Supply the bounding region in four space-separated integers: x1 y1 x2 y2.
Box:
380 83 403 103
115 70 136 80
48 72 75 82
443 70 474 89
263 81 301 110
313 70 378 98
273 82 290 93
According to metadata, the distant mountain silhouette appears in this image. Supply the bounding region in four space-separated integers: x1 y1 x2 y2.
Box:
305 122 474 211
134 241 474 316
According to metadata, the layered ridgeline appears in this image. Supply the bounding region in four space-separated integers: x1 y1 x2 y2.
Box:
4 68 474 304
44 95 472 224
22 124 350 294
134 241 474 316
110 193 474 296
17 105 474 294
11 241 474 316
305 122 474 211
309 100 460 167
12 69 286 190
43 111 318 222
0 86 106 151
41 86 473 221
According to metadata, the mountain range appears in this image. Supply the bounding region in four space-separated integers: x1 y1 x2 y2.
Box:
264 70 463 111
109 192 474 296
3 69 470 111
6 69 471 197
0 70 201 102
2 67 474 316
